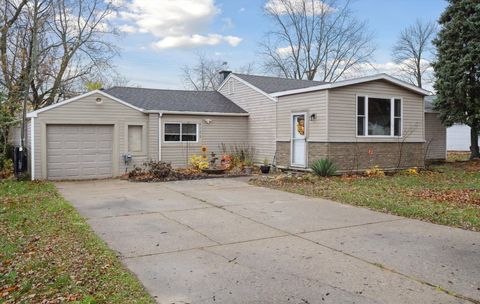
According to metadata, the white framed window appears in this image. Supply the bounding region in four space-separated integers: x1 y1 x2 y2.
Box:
164 123 199 142
356 96 402 137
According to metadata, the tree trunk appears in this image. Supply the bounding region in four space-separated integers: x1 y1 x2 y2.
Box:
470 126 479 159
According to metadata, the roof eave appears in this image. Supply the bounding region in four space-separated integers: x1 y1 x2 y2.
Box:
217 73 277 102
271 74 432 97
27 90 145 118
146 110 249 116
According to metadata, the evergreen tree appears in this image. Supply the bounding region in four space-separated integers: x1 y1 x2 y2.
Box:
432 0 480 159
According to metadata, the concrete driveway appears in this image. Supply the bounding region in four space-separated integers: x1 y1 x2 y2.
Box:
56 178 480 304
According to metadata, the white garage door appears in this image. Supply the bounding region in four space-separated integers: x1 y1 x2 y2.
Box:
47 125 113 180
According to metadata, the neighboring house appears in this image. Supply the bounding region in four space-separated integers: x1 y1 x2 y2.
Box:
424 96 447 160
26 72 434 180
447 124 477 151
424 95 477 152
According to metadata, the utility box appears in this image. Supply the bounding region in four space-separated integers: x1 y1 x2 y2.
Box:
14 146 28 175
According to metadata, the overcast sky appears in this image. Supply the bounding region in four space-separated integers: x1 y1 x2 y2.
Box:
110 0 447 89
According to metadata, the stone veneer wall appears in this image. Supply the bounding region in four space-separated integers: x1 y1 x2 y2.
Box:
276 141 290 168
276 141 425 171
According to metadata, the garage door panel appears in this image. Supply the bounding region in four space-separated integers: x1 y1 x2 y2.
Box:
80 155 100 163
95 155 112 162
47 125 113 180
97 141 112 148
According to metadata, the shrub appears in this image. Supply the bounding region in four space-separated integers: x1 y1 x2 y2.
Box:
146 160 172 178
398 167 419 175
364 165 385 177
0 157 14 179
405 167 419 175
128 161 172 180
190 154 209 171
128 166 145 179
311 159 337 177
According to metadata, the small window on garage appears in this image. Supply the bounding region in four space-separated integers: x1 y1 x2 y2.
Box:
128 125 143 152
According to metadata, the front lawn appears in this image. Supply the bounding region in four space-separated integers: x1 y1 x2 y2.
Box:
0 181 154 303
251 160 480 231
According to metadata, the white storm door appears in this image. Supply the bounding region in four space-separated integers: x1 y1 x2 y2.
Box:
292 113 306 167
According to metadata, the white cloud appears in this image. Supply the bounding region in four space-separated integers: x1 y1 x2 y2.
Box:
117 0 241 49
276 46 295 57
119 24 137 33
153 34 242 49
106 0 125 7
224 36 242 46
239 7 246 13
265 0 335 15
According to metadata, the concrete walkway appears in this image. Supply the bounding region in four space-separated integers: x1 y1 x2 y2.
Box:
56 178 480 304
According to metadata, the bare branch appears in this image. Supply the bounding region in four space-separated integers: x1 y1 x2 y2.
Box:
260 0 375 81
392 19 437 88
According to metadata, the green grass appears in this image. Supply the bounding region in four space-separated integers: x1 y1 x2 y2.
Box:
0 181 154 304
251 162 480 231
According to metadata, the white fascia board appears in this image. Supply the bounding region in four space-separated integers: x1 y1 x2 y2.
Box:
217 74 277 102
271 73 432 97
26 90 146 118
148 110 249 116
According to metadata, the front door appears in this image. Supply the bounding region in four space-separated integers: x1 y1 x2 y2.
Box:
291 113 306 167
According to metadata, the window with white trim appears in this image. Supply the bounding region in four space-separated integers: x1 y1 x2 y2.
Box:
164 123 198 142
357 96 402 137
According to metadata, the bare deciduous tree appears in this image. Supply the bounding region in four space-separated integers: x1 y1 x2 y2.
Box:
182 54 227 91
32 0 120 108
392 19 437 88
0 0 121 110
182 53 256 91
261 0 375 81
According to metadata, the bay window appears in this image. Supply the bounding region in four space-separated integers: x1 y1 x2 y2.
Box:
357 96 402 137
164 123 198 142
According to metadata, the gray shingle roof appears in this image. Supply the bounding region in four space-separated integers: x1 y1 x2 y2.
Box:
104 87 247 114
233 73 327 94
424 95 437 112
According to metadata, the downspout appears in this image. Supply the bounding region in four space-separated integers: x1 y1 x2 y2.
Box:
158 113 163 161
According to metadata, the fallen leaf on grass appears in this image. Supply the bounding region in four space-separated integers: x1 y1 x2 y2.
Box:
412 189 480 206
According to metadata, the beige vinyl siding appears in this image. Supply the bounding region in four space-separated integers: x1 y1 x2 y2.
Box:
26 120 31 176
425 112 447 160
276 90 328 142
328 80 425 142
218 77 276 163
33 93 154 179
161 114 248 167
148 113 159 160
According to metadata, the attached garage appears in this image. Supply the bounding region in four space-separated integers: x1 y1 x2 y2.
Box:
26 88 248 180
46 125 113 180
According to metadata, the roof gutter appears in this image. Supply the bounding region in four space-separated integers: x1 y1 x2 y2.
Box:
145 110 249 116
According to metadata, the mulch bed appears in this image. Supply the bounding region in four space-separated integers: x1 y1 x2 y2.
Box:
127 172 250 182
